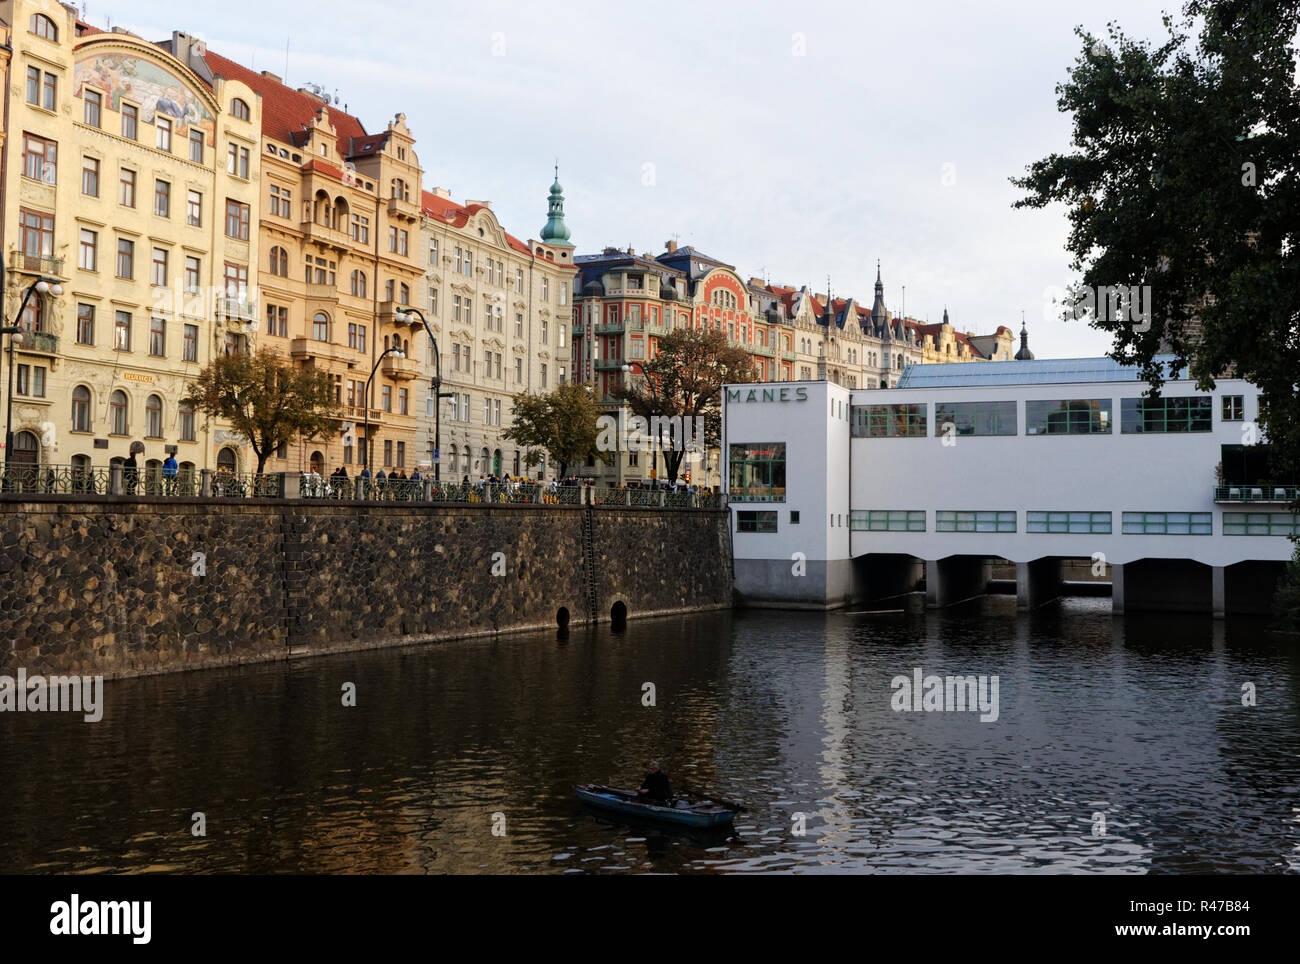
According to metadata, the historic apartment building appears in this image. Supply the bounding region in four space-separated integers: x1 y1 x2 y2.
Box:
0 1 260 476
419 175 577 480
572 243 1017 486
189 42 427 475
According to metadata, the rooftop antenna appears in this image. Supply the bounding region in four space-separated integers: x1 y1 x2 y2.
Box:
284 38 289 85
902 285 906 318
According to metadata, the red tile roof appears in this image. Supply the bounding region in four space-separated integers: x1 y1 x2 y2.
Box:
201 48 370 154
421 190 575 267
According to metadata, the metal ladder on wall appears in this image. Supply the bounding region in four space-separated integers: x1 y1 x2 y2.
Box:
581 506 598 623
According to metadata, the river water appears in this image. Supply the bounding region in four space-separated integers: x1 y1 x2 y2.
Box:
2 595 1298 874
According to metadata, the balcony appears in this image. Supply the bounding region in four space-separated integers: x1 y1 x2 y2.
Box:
387 195 420 221
299 218 350 251
1214 484 1299 503
751 344 776 358
595 358 625 371
8 251 64 277
16 330 58 355
217 297 257 323
290 336 354 365
381 354 420 381
781 350 797 362
305 283 338 302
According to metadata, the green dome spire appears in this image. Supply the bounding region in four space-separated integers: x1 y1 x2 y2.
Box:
540 164 572 244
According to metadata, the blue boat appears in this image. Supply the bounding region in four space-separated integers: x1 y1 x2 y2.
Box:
575 784 739 829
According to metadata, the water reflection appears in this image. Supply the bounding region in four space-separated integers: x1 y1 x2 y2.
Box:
1 595 1297 873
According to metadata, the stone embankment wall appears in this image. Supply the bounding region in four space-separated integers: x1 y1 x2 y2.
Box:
0 498 732 678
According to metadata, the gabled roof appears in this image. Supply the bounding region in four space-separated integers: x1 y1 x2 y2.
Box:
422 190 571 263
200 48 369 154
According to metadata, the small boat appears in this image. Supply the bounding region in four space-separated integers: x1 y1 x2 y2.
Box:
575 783 739 829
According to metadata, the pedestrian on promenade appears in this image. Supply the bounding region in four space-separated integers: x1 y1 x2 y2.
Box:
162 454 178 495
123 453 139 494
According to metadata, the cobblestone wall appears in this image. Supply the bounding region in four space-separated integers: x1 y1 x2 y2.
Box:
0 498 732 678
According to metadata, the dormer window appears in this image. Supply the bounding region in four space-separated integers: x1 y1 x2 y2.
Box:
30 14 57 41
231 98 250 121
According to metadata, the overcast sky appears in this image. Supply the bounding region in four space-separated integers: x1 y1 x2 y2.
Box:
98 0 1182 358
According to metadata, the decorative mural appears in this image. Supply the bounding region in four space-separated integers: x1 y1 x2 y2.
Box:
73 51 215 143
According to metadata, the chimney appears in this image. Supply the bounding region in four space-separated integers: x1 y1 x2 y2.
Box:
665 239 678 253
432 187 451 200
627 247 635 256
299 87 326 102
261 70 283 84
465 200 492 211
748 277 765 288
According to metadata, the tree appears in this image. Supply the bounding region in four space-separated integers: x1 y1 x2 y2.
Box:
189 348 340 473
503 383 608 479
1012 1 1300 478
613 327 759 484
1273 539 1300 633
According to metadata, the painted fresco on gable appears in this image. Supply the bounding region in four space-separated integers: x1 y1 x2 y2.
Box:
73 52 215 142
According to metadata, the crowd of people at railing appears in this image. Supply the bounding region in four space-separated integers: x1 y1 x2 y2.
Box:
0 460 724 508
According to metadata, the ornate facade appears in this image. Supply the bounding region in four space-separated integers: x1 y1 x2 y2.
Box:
0 2 259 476
573 242 1016 486
417 177 577 480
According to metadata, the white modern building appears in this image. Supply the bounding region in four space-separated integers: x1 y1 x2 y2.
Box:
722 357 1295 615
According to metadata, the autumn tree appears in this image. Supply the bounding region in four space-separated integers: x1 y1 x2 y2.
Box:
1012 0 1300 480
503 383 609 479
189 348 339 473
612 327 758 484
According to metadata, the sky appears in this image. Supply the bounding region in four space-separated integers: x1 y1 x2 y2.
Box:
91 0 1184 358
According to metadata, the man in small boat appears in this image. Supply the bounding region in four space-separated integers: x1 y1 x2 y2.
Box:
637 761 673 803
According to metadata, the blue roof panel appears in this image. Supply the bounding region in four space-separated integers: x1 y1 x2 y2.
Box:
892 355 1186 389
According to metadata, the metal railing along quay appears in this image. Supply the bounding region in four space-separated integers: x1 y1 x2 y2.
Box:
0 464 726 509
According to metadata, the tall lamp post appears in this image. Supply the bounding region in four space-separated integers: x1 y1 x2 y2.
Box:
394 306 454 482
362 345 405 474
4 276 63 467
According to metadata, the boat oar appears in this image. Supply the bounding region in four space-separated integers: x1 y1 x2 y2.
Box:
679 786 746 813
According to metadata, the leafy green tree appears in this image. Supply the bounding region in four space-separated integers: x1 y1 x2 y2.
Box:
189 348 339 473
613 327 758 484
503 383 608 479
1012 0 1300 478
1273 540 1300 632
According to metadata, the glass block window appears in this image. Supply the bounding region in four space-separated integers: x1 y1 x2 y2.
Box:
1222 512 1299 536
936 510 1016 532
1121 511 1213 534
1027 511 1112 533
850 510 926 531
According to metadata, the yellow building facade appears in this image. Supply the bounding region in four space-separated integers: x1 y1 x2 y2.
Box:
1 1 260 478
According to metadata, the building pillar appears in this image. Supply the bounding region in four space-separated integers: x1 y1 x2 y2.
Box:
925 560 940 609
1111 563 1125 616
279 472 300 499
1212 565 1226 620
1017 558 1063 611
200 469 212 498
109 463 123 496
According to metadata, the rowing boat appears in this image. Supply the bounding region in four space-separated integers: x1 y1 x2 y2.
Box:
575 783 738 828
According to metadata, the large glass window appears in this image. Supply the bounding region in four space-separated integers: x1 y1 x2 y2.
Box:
1120 396 1212 433
736 511 778 533
934 400 1017 437
1027 511 1112 533
1121 511 1212 534
936 510 1016 532
852 403 926 438
850 510 925 531
728 443 786 503
1025 399 1112 435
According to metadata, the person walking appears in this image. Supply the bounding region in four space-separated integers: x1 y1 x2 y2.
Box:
123 453 139 494
162 454 179 495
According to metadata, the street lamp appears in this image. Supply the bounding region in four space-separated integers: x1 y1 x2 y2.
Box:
394 306 454 482
4 276 63 468
362 345 405 475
